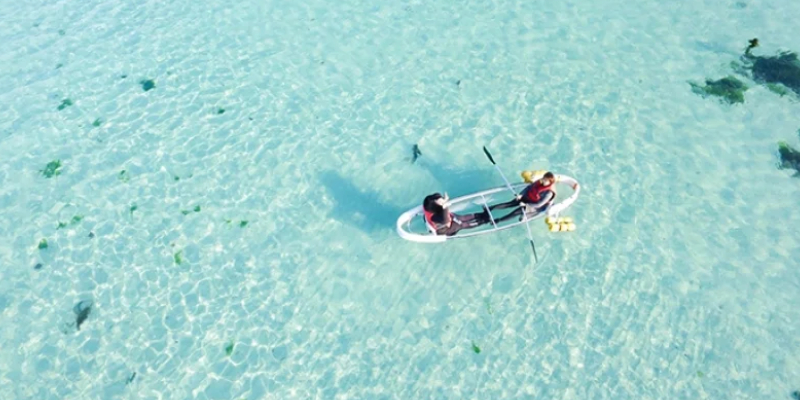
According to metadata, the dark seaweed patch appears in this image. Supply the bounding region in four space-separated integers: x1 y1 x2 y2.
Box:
58 215 83 229
57 99 72 110
766 83 791 97
778 141 800 175
38 239 48 250
181 205 201 215
471 341 481 354
689 76 748 104
92 118 102 127
39 160 61 178
225 219 248 227
742 39 800 97
750 53 800 96
140 79 155 92
174 250 183 265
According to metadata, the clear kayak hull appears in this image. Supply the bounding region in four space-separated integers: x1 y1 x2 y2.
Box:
396 174 581 243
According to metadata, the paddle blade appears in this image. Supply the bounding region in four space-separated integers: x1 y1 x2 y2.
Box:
530 240 538 263
482 146 496 165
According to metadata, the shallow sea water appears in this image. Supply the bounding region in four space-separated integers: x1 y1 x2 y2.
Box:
1 0 799 399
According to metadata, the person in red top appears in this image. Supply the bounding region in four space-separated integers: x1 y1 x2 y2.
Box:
488 171 557 223
422 193 490 236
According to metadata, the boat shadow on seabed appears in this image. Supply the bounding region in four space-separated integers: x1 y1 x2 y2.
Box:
318 170 406 234
318 159 499 236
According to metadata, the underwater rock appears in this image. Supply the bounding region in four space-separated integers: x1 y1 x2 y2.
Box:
778 141 800 176
741 38 800 96
689 76 748 104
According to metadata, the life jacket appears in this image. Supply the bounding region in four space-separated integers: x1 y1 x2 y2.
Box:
522 180 556 203
423 209 450 233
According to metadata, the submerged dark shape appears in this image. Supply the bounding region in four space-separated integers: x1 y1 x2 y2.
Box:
791 390 800 400
73 300 93 330
411 144 422 163
778 141 800 176
57 99 72 111
140 79 155 92
689 76 748 104
746 38 759 53
741 38 800 96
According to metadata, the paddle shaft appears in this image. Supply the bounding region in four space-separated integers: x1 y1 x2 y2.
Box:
482 146 539 262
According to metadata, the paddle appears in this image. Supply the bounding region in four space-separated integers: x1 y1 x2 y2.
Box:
482 146 539 262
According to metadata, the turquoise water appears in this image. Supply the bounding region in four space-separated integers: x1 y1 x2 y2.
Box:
2 0 800 398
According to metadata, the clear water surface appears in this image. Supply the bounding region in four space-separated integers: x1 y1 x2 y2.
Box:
1 0 799 399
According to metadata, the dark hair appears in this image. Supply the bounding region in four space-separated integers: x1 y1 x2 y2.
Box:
543 172 555 180
423 193 444 212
